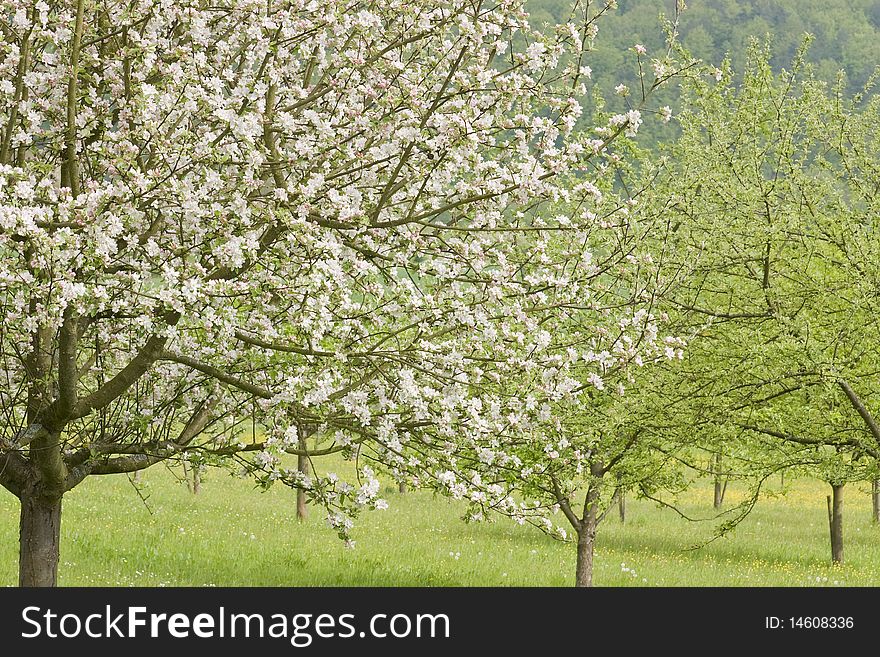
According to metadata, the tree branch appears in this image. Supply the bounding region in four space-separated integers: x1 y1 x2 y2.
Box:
0 8 32 164
550 474 581 530
45 308 80 426
837 379 880 447
61 0 85 194
160 351 272 399
235 329 333 356
740 423 880 459
29 431 68 499
602 429 642 473
0 450 30 497
71 314 179 420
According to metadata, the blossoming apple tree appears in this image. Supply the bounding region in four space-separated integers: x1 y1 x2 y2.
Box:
0 0 679 586
372 25 697 587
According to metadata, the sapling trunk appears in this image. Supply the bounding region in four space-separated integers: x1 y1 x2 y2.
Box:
872 479 879 524
296 450 309 521
713 452 724 509
826 483 844 564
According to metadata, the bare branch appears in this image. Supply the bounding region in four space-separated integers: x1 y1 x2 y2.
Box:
72 315 178 420
838 379 880 447
550 475 581 530
160 351 272 399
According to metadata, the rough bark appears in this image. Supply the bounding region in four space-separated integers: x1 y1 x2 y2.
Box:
575 483 601 588
398 482 407 494
827 483 844 564
618 489 626 524
19 491 62 587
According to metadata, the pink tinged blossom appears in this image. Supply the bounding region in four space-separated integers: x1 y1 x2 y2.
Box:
0 0 688 552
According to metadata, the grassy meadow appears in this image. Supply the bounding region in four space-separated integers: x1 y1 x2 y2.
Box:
2 465 879 586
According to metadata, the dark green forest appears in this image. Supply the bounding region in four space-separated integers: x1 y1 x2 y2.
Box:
532 0 880 87
530 0 880 142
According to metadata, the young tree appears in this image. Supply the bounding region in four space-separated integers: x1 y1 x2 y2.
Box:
0 0 663 586
353 15 701 586
387 97 699 587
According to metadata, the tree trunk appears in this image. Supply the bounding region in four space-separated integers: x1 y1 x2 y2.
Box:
184 464 200 494
19 492 62 587
398 481 407 494
872 479 879 524
575 484 600 588
296 451 309 521
575 526 595 588
618 489 626 524
826 483 844 564
713 452 724 509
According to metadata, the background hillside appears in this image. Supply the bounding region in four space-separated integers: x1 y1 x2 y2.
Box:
529 0 880 143
531 0 880 87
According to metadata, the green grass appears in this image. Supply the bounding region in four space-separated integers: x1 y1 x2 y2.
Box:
2 467 879 586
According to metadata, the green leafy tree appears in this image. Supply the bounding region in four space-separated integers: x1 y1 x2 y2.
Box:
655 41 880 560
